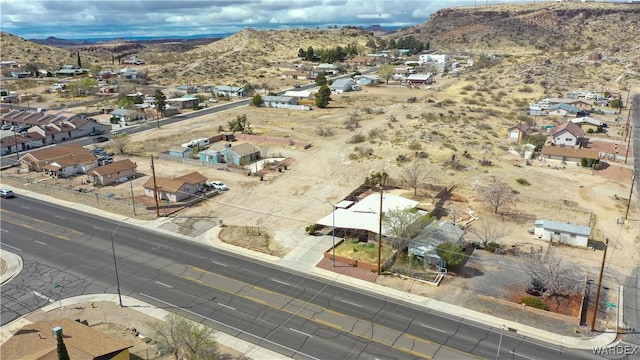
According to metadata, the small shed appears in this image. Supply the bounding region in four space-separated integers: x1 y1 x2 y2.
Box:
169 147 193 158
533 219 590 247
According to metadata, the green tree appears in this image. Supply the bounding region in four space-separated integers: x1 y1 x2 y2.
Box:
78 77 98 96
315 84 331 108
364 171 388 186
228 114 252 134
151 313 220 360
315 71 327 86
610 97 623 109
76 52 81 68
117 92 135 109
377 64 395 84
305 46 315 61
154 89 167 122
298 48 306 58
89 64 102 75
56 331 70 360
436 242 466 267
388 39 397 49
252 94 262 106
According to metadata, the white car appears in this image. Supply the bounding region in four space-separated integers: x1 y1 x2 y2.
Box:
210 181 228 191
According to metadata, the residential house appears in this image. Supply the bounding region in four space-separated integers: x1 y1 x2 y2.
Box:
507 123 530 143
199 142 260 166
0 318 134 360
0 132 45 155
143 171 207 202
409 221 465 266
41 152 98 178
281 70 311 80
547 103 582 117
548 98 594 112
419 54 447 64
177 84 197 94
548 121 584 147
354 75 381 86
87 159 137 185
330 78 359 94
55 64 87 77
99 85 118 94
314 63 339 75
19 143 90 171
316 193 421 242
529 105 544 116
119 66 138 79
570 116 606 133
110 108 145 122
166 94 200 109
533 219 591 247
540 146 599 163
215 85 245 98
1 110 110 145
405 73 433 84
260 95 298 108
283 90 314 100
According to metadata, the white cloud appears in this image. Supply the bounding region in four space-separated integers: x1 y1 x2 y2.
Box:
0 0 527 39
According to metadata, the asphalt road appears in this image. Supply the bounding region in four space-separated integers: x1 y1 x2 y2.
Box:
0 196 608 360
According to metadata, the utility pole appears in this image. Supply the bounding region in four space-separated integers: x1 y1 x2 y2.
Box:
625 174 636 221
377 184 384 275
150 155 160 217
129 178 136 217
590 237 609 332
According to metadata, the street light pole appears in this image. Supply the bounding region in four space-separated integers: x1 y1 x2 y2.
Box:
496 324 505 360
377 184 383 275
110 219 128 307
332 203 336 267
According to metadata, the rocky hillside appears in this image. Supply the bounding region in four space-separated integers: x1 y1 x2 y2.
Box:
392 2 640 53
0 32 103 68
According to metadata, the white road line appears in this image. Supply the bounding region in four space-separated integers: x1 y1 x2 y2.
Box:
510 351 537 360
93 226 104 231
420 323 448 333
155 281 172 288
33 291 55 303
2 244 22 251
139 292 319 360
211 260 228 267
1 229 8 233
55 216 65 220
271 279 290 286
35 240 47 246
20 206 30 209
217 303 236 311
340 299 363 308
289 328 313 337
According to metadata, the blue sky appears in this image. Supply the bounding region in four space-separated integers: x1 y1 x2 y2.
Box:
0 0 523 40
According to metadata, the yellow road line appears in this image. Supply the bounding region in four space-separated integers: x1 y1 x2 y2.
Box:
1 217 71 241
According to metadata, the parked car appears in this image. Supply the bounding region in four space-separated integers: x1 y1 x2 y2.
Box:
94 136 109 143
525 279 547 297
90 148 106 155
210 181 228 191
293 84 301 88
0 189 15 198
1 124 11 130
98 157 113 166
209 98 218 103
89 130 103 136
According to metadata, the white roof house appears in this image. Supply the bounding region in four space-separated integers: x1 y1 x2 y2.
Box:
283 90 314 100
569 116 604 127
316 193 420 236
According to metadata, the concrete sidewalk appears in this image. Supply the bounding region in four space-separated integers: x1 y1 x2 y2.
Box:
0 184 620 353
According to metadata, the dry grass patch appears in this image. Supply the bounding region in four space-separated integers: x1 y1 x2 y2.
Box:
218 225 289 257
334 239 394 264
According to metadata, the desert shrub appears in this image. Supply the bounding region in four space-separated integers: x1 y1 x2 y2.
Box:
406 114 413 119
518 86 534 93
368 128 383 139
475 123 492 131
347 133 366 143
407 97 417 103
442 143 458 152
387 114 397 122
316 126 334 137
520 297 549 311
305 224 317 235
415 151 429 159
408 141 422 150
354 146 373 157
396 154 410 163
441 99 456 106
485 241 502 253
462 84 475 91
516 178 530 186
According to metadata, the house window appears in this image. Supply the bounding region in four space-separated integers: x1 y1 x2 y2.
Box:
553 231 560 235
565 138 573 142
107 174 112 179
569 234 576 238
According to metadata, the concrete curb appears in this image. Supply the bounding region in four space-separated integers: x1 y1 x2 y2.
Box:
1 185 620 351
0 250 23 285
